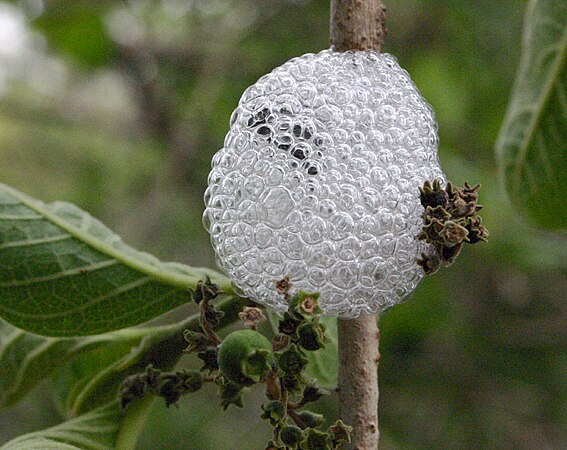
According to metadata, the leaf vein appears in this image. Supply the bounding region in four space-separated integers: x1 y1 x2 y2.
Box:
0 234 72 250
0 260 119 288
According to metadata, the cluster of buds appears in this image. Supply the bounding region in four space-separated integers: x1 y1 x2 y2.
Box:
259 279 351 450
118 278 351 448
417 180 489 274
119 278 227 410
119 365 203 409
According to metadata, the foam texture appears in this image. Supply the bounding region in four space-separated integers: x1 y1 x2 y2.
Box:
204 50 445 317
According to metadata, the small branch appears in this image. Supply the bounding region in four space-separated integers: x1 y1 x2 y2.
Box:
199 298 223 345
338 315 380 449
330 0 387 52
331 1 385 449
288 409 308 430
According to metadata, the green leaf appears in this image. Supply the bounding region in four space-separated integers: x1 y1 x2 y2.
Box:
496 0 567 230
58 296 245 413
60 295 245 415
1 296 246 414
0 399 152 450
0 183 231 336
60 324 187 415
33 4 116 68
303 317 338 389
0 319 139 408
1 401 120 450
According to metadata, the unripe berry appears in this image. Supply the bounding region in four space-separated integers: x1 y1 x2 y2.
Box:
204 50 445 317
217 329 274 386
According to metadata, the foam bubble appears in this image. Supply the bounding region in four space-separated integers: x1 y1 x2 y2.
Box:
204 50 445 317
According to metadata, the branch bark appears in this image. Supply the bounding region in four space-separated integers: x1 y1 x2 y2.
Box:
330 0 387 52
331 1 385 449
338 315 380 449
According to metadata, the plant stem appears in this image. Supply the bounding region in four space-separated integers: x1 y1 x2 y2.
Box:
330 0 387 52
331 1 385 448
338 315 380 449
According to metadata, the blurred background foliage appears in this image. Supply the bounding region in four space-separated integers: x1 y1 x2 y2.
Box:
0 0 565 448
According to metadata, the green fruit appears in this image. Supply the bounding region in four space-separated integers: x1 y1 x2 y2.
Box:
218 329 274 386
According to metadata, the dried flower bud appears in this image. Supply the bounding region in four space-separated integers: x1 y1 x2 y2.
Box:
183 330 212 353
419 179 447 208
465 216 489 243
275 276 293 296
261 400 286 425
191 276 221 304
418 179 488 272
197 348 219 373
301 385 327 404
297 322 325 351
218 380 245 410
328 419 353 447
278 312 302 337
159 370 203 407
438 221 469 246
239 306 267 329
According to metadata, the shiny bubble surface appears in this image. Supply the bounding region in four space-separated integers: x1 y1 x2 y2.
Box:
204 50 445 318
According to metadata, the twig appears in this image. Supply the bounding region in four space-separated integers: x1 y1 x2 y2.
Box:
331 1 385 448
330 0 387 52
338 316 380 449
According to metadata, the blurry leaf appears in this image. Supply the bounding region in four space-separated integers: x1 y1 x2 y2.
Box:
0 319 139 408
33 6 116 67
55 295 245 415
52 338 139 414
0 401 120 449
303 317 338 389
0 183 232 336
58 330 180 415
0 294 245 414
0 399 152 450
496 0 567 230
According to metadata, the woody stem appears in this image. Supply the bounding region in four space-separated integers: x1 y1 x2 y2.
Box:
331 0 386 448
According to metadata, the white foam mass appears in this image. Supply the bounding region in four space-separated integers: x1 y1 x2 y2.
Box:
204 49 445 318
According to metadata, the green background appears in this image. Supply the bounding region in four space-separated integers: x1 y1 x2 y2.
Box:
0 0 565 448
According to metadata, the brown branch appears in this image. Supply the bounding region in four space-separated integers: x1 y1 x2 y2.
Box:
331 2 385 445
330 0 387 52
338 316 380 449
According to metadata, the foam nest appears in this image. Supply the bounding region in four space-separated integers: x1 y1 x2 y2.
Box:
204 49 445 318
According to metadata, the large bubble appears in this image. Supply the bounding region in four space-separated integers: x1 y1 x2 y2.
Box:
204 49 445 318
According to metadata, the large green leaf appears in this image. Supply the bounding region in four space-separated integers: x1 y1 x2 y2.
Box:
0 183 231 336
56 296 246 415
0 320 138 408
0 399 152 450
0 296 246 413
496 0 567 230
